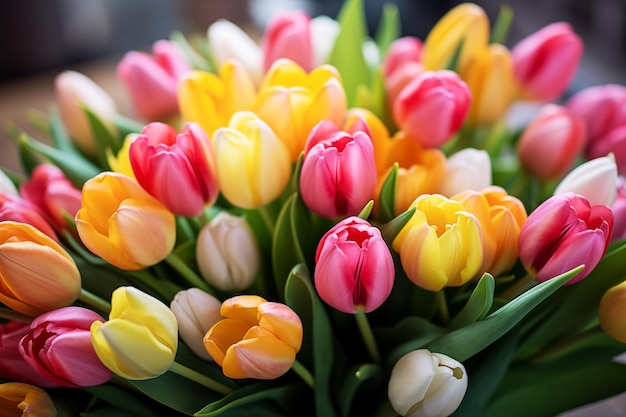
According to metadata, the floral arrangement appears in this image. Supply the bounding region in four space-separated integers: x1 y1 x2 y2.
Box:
2 0 626 416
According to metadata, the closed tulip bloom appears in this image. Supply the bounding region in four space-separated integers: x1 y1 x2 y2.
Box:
178 64 256 138
129 122 218 217
611 176 626 241
19 164 82 233
75 172 176 270
512 22 583 102
0 194 57 242
0 221 81 316
90 286 178 380
203 295 303 380
422 3 489 74
0 382 57 417
517 104 586 181
19 306 112 387
554 155 618 207
437 148 491 197
314 217 394 313
170 288 222 361
0 321 59 388
196 212 260 291
300 121 377 218
392 194 483 292
254 59 347 160
393 70 471 148
117 40 191 121
213 111 292 209
262 10 314 72
519 193 613 284
599 280 626 343
54 70 117 156
388 349 468 417
382 36 425 106
453 187 527 277
207 19 264 86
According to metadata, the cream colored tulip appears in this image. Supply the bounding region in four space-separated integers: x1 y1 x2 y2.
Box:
554 154 618 206
437 148 491 197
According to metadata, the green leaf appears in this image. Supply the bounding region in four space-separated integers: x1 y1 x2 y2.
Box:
379 207 415 244
357 200 374 220
377 163 398 222
171 30 213 72
374 2 400 56
85 107 121 169
379 316 447 367
426 266 581 361
337 364 384 417
285 264 338 417
114 114 144 137
49 108 80 153
328 0 370 107
449 273 495 329
490 5 514 44
83 383 165 417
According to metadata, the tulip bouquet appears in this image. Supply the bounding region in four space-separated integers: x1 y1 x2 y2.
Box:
3 0 626 416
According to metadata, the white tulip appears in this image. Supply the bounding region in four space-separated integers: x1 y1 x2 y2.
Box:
388 349 468 417
437 148 492 197
554 154 618 206
310 15 340 67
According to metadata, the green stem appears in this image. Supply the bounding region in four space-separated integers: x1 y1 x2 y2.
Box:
78 288 112 314
0 307 33 323
168 361 234 396
435 290 450 325
126 268 179 301
291 359 315 389
355 307 380 364
491 4 514 44
165 253 215 296
256 205 276 237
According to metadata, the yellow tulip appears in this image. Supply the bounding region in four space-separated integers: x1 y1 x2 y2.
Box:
453 186 527 277
0 382 57 417
0 221 81 316
254 58 347 160
75 172 176 270
106 133 137 180
212 111 292 209
393 194 483 291
178 62 256 138
422 3 489 74
90 286 178 380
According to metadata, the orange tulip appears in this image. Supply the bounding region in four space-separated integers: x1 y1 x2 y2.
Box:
0 382 56 417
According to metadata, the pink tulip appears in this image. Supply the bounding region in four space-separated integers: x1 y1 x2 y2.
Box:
512 22 583 101
314 216 395 313
0 321 60 388
517 104 586 180
19 163 82 233
611 177 626 241
19 306 112 387
300 121 377 218
519 193 613 284
130 122 219 217
382 37 424 105
0 193 57 241
118 40 191 121
261 10 314 73
393 70 471 148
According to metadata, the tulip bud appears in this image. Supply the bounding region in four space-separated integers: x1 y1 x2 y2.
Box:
0 221 81 316
437 148 491 197
393 194 483 292
0 382 57 417
19 163 82 233
0 193 58 242
54 70 117 156
19 306 112 387
203 295 303 380
300 121 377 218
117 40 191 121
519 193 613 284
553 155 618 207
129 122 219 217
170 288 222 361
75 172 176 270
393 70 471 149
314 216 394 313
599 280 626 343
512 22 583 102
388 349 468 417
90 286 178 380
262 10 314 72
517 104 586 181
213 111 292 209
611 176 626 242
196 212 260 292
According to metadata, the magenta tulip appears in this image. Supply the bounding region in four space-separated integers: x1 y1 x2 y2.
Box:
519 193 613 284
130 122 219 217
261 10 314 73
314 216 394 313
393 70 471 148
19 306 112 387
0 193 57 241
299 121 377 219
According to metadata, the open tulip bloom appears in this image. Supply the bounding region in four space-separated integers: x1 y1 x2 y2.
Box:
4 0 626 416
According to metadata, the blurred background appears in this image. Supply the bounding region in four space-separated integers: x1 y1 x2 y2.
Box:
1 0 626 172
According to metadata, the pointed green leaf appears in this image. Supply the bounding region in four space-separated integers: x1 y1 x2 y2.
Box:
377 163 398 222
490 5 514 44
338 364 384 417
49 108 80 153
449 273 495 329
379 316 447 368
171 30 213 72
374 2 400 56
379 207 415 244
84 107 121 169
357 200 374 220
114 114 144 137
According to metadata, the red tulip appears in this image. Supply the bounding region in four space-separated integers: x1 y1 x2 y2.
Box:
315 216 394 313
130 122 219 217
519 193 613 284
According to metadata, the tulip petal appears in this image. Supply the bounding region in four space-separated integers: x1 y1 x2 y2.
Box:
223 336 296 379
